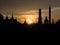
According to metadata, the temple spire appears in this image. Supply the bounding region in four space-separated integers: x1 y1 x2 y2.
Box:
49 5 51 24
6 12 8 20
39 8 42 24
11 12 14 19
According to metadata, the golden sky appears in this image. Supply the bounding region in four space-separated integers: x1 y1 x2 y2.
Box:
0 0 60 24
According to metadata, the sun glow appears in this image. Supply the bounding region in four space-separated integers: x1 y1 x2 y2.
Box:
25 15 38 24
17 10 39 24
17 15 38 24
26 18 33 24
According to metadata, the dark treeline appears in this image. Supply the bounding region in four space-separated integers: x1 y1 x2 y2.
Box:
0 5 60 32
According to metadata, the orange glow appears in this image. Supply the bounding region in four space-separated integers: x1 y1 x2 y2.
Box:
26 18 33 24
17 15 38 24
25 15 38 24
17 10 39 24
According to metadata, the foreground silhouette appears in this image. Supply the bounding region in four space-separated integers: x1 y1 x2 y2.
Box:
0 5 60 32
0 14 60 32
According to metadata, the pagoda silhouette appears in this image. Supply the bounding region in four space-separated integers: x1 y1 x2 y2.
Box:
38 5 52 24
0 5 60 32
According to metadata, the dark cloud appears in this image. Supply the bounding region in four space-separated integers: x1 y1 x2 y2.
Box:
0 0 60 10
0 0 60 22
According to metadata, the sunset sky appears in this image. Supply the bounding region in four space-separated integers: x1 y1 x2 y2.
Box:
0 0 60 24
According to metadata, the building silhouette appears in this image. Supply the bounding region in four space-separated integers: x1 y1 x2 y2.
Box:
5 12 9 23
0 5 60 32
10 12 17 23
38 9 42 24
0 14 3 23
49 5 51 24
5 15 8 21
44 16 49 24
11 12 14 21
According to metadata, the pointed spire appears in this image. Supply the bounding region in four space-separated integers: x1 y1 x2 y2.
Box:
6 12 8 20
11 12 14 19
39 8 42 24
44 16 48 24
12 12 13 17
10 11 15 22
49 5 51 24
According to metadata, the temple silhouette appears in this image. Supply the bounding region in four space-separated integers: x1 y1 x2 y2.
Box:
0 5 60 32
